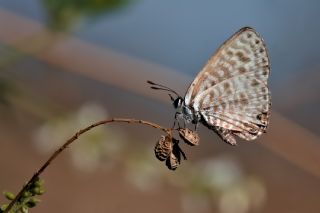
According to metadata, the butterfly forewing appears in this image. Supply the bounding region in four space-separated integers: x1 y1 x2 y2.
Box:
185 27 271 142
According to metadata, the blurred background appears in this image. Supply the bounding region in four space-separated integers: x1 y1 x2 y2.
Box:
0 0 320 212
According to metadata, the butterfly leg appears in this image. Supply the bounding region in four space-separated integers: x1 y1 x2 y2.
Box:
172 120 176 129
183 120 186 129
195 123 198 131
194 122 199 131
172 119 182 129
173 112 181 129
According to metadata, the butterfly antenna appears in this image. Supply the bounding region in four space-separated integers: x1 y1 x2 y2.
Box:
168 93 175 101
147 80 180 97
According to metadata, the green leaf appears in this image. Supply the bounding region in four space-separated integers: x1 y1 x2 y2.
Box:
0 204 8 211
26 198 40 208
3 191 15 200
21 206 29 213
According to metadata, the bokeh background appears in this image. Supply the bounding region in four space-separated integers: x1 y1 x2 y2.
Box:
0 0 320 212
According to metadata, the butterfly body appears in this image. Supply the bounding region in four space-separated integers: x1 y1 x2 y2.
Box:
150 27 271 146
173 97 201 124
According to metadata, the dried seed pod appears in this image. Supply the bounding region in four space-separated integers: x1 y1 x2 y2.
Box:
172 141 187 161
154 135 172 161
165 140 187 170
179 128 200 146
165 152 180 170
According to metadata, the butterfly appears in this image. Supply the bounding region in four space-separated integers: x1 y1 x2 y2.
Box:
148 27 271 145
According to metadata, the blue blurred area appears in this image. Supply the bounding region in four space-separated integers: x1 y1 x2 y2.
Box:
1 0 320 86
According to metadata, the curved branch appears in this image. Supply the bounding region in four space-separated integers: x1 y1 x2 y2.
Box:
4 118 171 213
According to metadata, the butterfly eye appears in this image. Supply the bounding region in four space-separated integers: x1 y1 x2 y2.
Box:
173 99 179 108
173 97 183 108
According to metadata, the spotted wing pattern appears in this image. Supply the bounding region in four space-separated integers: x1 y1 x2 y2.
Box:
184 27 271 144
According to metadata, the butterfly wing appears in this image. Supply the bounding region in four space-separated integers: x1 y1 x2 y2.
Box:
184 27 271 142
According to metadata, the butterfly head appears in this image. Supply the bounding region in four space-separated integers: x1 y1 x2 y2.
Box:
147 80 201 124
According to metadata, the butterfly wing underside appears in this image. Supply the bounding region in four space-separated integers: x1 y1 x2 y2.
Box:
184 27 271 145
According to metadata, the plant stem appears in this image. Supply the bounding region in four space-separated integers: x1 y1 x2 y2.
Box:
4 118 171 213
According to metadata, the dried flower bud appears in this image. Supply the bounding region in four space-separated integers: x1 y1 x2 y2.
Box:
165 152 180 170
154 135 172 161
179 128 200 146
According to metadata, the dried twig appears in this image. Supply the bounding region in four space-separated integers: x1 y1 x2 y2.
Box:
4 118 172 213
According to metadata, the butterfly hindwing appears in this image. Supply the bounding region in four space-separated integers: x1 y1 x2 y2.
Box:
184 27 271 143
